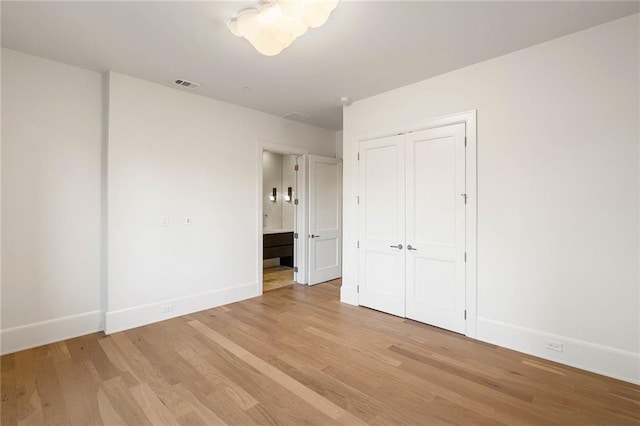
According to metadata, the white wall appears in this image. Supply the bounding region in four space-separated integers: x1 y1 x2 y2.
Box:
342 15 639 383
282 154 297 230
0 51 335 351
1 49 104 353
335 130 343 159
263 151 284 230
106 72 335 333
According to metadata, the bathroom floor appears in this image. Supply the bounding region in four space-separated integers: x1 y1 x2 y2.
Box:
263 266 295 292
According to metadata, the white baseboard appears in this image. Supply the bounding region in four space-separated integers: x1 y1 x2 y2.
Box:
0 311 104 356
105 282 257 334
476 317 640 385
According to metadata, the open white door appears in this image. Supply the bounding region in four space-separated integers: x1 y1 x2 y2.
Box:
308 155 342 285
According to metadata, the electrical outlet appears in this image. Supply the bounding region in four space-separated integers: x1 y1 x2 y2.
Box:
185 217 192 225
545 339 563 353
161 216 169 227
161 304 173 313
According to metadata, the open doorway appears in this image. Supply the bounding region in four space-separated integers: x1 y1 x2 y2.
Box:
257 143 309 295
262 151 299 292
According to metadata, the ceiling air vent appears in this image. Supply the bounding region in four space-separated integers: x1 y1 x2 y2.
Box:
173 79 200 89
283 111 311 121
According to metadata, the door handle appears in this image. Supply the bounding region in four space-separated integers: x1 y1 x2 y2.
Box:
390 244 403 249
310 234 320 238
407 245 417 251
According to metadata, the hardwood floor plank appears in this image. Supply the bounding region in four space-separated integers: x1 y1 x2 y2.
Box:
173 383 228 426
389 344 535 402
178 348 258 410
109 333 192 419
189 309 404 423
176 410 208 426
16 390 45 426
13 350 44 425
100 376 152 426
1 355 18 426
96 387 127 426
63 335 92 364
130 382 181 426
86 336 121 383
48 342 71 363
304 325 403 367
97 336 140 386
190 332 339 425
189 319 366 425
521 359 567 376
291 363 419 425
53 358 103 425
33 356 70 426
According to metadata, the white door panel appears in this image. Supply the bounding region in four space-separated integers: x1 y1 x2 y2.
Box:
314 161 340 230
314 238 339 269
413 258 456 309
308 155 342 285
413 135 456 246
358 135 406 317
406 124 466 333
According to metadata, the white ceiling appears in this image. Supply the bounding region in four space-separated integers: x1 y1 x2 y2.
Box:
2 1 638 130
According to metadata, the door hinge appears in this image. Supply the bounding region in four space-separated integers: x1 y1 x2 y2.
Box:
464 252 467 262
356 196 360 205
357 152 360 161
294 266 299 273
294 164 299 171
357 241 360 248
357 285 359 293
465 136 467 147
464 310 467 320
294 232 298 239
294 199 299 205
462 193 468 204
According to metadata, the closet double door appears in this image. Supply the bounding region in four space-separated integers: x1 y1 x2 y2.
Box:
358 123 467 334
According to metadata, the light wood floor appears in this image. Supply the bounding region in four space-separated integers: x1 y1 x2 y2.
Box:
2 280 639 425
263 266 295 292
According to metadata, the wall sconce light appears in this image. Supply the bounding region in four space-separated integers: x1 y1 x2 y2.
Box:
269 187 277 202
285 187 293 203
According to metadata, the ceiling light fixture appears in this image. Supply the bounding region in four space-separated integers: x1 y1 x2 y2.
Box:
227 0 339 56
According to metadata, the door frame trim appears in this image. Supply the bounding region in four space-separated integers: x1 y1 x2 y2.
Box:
257 142 309 295
355 110 478 338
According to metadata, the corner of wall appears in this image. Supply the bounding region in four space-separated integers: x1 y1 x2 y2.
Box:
335 130 344 159
101 70 110 320
1 49 105 355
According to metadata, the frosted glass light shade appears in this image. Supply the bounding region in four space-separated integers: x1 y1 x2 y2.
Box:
280 0 339 28
227 0 338 56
